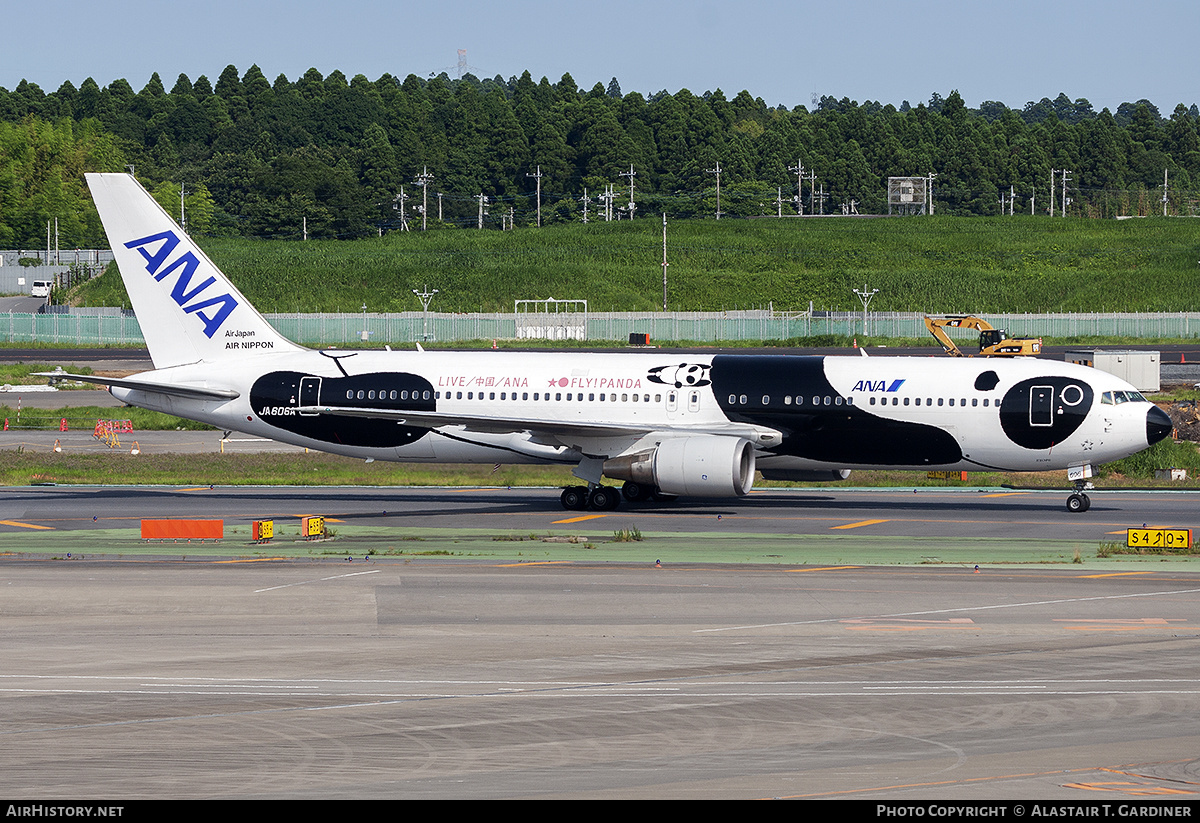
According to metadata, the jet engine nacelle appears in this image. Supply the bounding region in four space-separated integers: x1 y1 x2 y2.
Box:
604 436 756 498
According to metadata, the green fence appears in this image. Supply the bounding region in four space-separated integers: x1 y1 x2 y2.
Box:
5 311 1200 346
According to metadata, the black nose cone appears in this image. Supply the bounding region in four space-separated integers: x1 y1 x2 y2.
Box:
1147 406 1173 445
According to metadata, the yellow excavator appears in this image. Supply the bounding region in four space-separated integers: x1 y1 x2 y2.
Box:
924 315 1042 357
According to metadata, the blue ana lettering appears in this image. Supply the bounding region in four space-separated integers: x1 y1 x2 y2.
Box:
853 379 906 392
124 231 238 338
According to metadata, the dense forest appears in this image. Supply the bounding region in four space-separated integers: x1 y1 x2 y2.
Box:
2 66 1199 247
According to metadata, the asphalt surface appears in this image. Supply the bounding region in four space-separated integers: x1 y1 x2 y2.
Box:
2 555 1199 799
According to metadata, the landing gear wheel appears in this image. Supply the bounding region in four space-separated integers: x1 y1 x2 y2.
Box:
622 481 649 502
589 486 620 511
561 486 588 511
1066 492 1091 513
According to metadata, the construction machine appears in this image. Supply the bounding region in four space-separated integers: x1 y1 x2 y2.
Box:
924 315 1042 357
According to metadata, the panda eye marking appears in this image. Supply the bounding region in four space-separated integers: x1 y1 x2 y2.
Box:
646 363 712 388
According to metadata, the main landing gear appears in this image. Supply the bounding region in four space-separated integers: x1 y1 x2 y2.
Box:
560 485 620 511
558 481 677 511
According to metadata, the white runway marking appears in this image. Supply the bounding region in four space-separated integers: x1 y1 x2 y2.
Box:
253 569 381 592
694 586 1200 632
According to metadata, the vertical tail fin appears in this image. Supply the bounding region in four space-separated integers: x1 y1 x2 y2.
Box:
87 173 303 369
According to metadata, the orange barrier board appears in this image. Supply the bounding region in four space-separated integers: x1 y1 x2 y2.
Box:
141 519 224 540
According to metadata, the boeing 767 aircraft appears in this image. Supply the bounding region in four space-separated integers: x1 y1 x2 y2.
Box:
45 173 1173 513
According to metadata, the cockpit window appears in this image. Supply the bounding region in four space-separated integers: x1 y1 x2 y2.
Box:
1102 390 1147 405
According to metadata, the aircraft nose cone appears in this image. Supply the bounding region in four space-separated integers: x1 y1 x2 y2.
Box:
1147 405 1173 445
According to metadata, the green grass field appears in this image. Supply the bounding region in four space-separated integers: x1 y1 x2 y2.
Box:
72 215 1200 314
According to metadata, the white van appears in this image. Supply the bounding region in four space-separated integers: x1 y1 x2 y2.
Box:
31 280 51 298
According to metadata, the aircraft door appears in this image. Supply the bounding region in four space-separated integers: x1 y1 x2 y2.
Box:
298 376 321 416
664 390 679 421
1029 385 1053 427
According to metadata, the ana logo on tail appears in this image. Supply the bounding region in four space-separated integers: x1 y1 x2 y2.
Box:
124 231 238 338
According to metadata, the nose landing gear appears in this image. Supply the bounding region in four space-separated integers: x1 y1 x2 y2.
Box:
1065 463 1094 513
1066 491 1091 513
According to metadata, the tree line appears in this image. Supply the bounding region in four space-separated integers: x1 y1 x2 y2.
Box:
2 66 1199 246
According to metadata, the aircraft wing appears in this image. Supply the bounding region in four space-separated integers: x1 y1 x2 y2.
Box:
35 372 240 401
297 404 778 450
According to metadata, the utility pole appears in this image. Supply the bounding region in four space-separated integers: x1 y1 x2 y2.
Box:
661 213 669 310
414 167 434 230
1010 185 1015 216
926 172 937 215
412 285 438 341
579 188 590 224
814 184 827 215
437 192 443 222
1061 169 1071 216
394 186 410 231
477 193 489 229
620 165 637 218
526 165 543 227
1049 169 1056 217
707 160 723 219
853 285 878 337
180 184 187 234
776 186 784 217
788 159 805 215
1163 168 1170 216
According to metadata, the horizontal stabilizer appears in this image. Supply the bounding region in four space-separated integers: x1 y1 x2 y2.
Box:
35 372 240 401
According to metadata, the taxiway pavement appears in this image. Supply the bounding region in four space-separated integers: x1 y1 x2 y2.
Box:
2 556 1199 799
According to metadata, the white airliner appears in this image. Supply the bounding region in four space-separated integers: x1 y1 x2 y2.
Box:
48 173 1173 513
